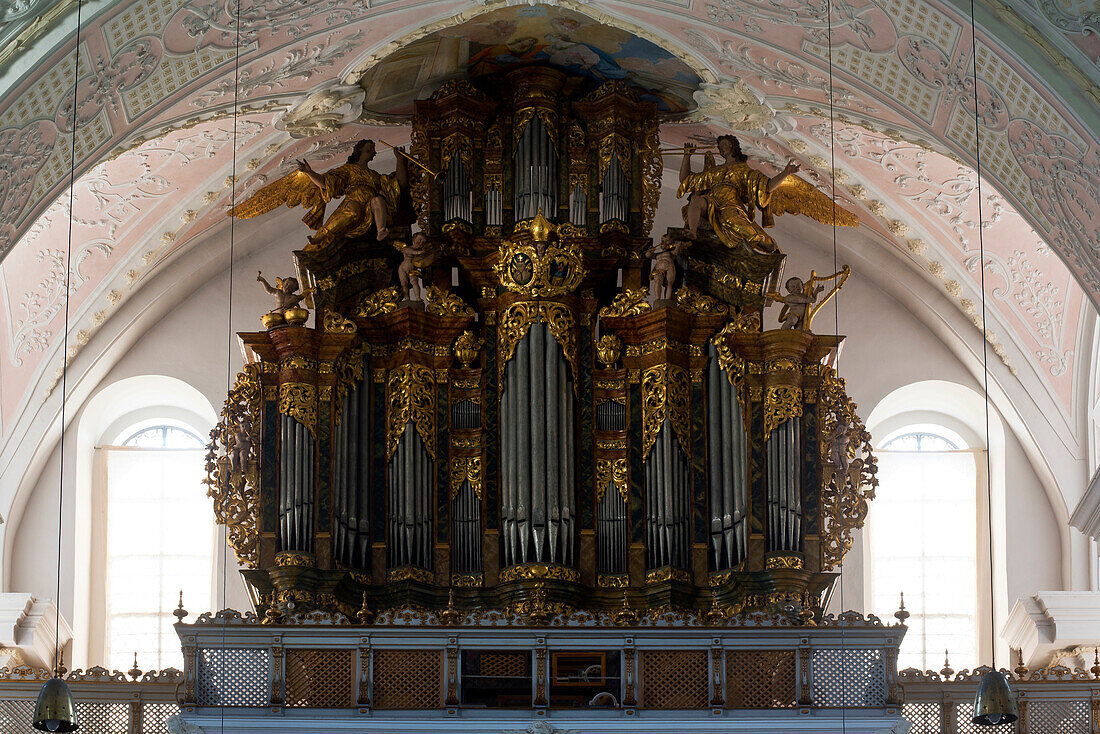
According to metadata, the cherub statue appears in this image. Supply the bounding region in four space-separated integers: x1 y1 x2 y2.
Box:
766 265 851 330
227 416 252 475
257 271 313 314
396 232 437 302
677 135 859 254
229 139 409 249
645 233 688 302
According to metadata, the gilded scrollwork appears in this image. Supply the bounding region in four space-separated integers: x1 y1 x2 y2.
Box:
497 301 577 390
278 382 319 437
424 286 475 318
494 238 586 298
818 368 878 570
323 310 357 333
639 119 662 234
449 456 483 500
641 364 691 460
357 285 401 317
599 289 651 318
203 365 262 568
763 385 802 443
674 285 728 316
595 457 628 502
386 364 437 461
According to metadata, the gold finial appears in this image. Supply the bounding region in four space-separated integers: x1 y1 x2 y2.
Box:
894 592 910 623
595 334 623 368
1013 649 1028 679
613 590 638 627
703 589 725 626
357 592 375 626
1091 648 1100 680
172 590 188 622
128 653 141 681
940 650 954 679
440 587 462 626
530 209 555 243
527 583 551 626
454 330 483 369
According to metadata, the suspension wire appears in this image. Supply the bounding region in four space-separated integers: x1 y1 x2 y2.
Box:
967 0 997 673
220 0 243 728
54 0 85 679
825 0 849 725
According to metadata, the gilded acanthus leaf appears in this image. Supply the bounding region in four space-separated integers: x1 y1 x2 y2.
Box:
599 289 651 318
641 364 691 460
386 364 437 461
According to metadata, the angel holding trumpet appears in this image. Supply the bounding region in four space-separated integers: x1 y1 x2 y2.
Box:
672 135 859 254
228 139 412 249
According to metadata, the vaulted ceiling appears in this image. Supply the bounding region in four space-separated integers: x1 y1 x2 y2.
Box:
0 0 1097 462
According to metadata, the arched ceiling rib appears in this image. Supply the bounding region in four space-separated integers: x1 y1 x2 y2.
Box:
0 0 1095 449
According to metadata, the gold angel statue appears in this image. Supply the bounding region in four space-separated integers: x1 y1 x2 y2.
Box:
228 139 408 250
677 135 858 254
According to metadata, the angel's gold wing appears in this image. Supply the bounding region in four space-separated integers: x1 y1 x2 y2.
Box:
228 170 326 230
766 175 859 228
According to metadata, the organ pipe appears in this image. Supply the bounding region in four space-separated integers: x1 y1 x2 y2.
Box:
451 479 482 574
766 418 802 552
513 116 557 221
705 343 748 570
500 323 574 566
387 422 434 569
278 414 314 554
333 382 372 569
644 418 690 570
600 153 629 224
596 484 627 574
442 157 472 223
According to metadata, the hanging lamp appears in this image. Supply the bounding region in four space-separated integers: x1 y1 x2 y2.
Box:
965 0 1017 725
33 0 84 729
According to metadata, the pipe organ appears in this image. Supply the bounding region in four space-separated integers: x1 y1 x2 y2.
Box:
206 65 878 624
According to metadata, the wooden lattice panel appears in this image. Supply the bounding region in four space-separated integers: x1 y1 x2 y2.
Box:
902 702 944 734
479 651 530 678
954 702 1017 734
640 650 708 709
373 649 442 709
286 648 354 708
811 648 886 707
1024 700 1089 733
725 650 796 708
74 701 130 734
197 647 271 706
0 700 35 733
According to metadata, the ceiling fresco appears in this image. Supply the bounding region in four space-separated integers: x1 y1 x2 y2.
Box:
0 0 1097 464
357 5 703 117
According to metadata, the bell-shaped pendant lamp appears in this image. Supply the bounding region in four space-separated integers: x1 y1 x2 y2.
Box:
972 669 1019 726
32 678 78 732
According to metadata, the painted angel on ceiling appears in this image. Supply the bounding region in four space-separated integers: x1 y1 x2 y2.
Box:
676 135 858 254
228 139 408 250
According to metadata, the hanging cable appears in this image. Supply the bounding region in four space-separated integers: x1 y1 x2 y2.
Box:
54 0 84 680
219 0 244 728
967 0 996 674
824 0 850 725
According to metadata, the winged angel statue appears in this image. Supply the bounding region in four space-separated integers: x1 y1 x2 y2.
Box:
228 139 408 249
677 135 858 253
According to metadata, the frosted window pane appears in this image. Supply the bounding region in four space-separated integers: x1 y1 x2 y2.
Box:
105 445 212 671
871 435 977 671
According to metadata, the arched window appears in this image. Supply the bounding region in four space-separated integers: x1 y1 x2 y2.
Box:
104 423 212 670
870 424 977 671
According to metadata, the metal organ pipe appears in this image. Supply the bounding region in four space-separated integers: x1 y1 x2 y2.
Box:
442 157 472 224
705 344 748 569
451 479 481 574
387 422 433 569
600 153 629 224
765 418 802 552
513 116 557 220
277 416 314 554
644 418 690 570
500 323 574 567
597 484 627 574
